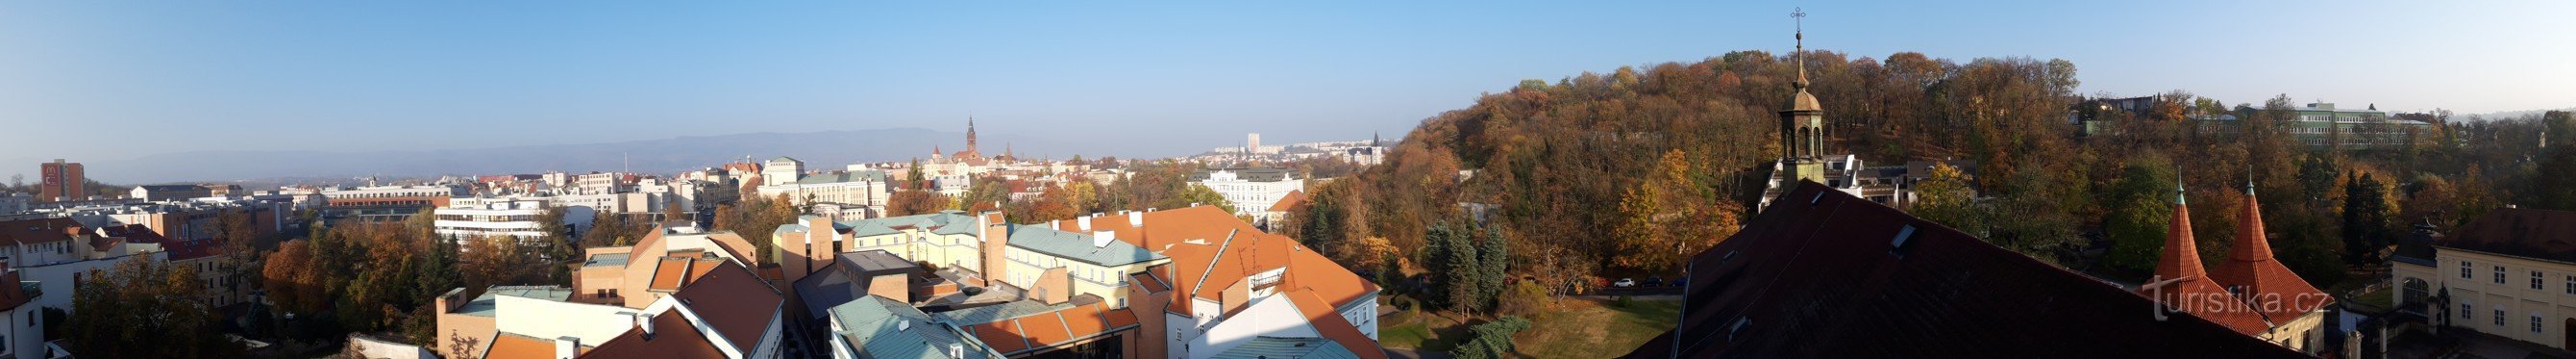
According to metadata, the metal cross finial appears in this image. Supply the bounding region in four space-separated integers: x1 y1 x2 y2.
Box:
1791 8 1805 33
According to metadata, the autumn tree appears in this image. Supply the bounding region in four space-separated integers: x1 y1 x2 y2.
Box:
888 190 948 217
262 240 329 314
1609 150 1737 273
68 256 237 358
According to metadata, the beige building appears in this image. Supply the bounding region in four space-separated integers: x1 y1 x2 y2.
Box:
2391 208 2576 349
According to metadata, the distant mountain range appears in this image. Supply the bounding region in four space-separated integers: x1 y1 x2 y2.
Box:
4 128 1125 185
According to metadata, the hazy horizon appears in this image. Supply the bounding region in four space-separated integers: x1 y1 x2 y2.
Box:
6 1 2572 174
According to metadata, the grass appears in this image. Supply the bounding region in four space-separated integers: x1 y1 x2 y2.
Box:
1374 295 1681 358
2350 285 2395 311
1513 297 1682 359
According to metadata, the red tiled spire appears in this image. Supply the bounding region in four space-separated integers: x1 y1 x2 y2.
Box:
2141 185 2270 335
2208 182 2336 323
2153 185 2207 282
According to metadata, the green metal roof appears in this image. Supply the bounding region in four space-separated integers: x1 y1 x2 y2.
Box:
831 295 1000 359
1005 224 1165 267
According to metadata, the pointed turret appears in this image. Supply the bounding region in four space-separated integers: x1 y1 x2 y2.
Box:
2153 184 2207 283
2208 181 2336 324
2141 184 2270 335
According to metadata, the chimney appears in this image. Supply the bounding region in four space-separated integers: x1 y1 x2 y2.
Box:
1093 231 1116 248
899 320 911 331
1077 217 1092 231
637 313 656 339
555 337 580 359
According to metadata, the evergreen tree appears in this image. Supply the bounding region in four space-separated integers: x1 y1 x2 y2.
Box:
1474 224 1510 313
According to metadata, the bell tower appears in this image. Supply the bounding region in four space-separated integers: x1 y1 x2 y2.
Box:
1778 8 1827 186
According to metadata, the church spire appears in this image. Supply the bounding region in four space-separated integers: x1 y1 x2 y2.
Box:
1792 7 1809 90
2155 183 2206 283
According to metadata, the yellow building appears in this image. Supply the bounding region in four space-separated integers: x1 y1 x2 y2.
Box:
2391 208 2576 349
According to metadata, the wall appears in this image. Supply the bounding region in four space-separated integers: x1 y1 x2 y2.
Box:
2434 248 2576 349
346 334 433 359
493 295 639 347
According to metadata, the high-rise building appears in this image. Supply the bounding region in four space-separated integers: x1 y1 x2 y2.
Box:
37 159 85 202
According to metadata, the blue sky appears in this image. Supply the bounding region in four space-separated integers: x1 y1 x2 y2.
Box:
3 1 2568 162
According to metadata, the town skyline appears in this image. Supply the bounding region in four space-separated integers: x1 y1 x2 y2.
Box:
6 1 2572 164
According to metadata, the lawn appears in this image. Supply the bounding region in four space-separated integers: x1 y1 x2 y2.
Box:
1513 297 1681 359
1375 295 1680 358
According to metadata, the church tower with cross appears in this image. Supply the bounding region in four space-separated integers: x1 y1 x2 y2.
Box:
1777 9 1829 187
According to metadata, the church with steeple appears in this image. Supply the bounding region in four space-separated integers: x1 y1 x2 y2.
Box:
1754 13 1971 212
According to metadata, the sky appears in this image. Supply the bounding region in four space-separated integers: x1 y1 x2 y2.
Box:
3 0 2570 163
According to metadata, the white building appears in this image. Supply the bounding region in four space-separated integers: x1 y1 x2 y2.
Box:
433 197 568 243
755 170 891 218
1190 167 1303 217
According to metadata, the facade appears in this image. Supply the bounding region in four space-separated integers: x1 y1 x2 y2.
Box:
36 160 84 203
756 170 890 219
2192 102 2437 150
1189 167 1303 218
2390 208 2576 350
433 197 580 244
0 268 47 359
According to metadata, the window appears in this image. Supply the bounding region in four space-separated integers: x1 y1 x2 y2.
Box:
2494 309 2506 326
2496 266 2508 284
2463 261 2474 278
2536 314 2546 333
2464 303 2475 320
2565 275 2573 295
2537 271 2547 290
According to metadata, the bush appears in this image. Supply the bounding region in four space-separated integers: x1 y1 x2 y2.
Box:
1612 295 1632 308
1450 316 1533 359
1497 281 1552 317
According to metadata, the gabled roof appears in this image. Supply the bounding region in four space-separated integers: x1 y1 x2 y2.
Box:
0 218 83 246
1267 190 1310 213
486 332 571 359
2145 190 2270 335
667 261 783 354
2438 208 2576 263
0 269 32 311
577 308 726 359
1635 182 2305 358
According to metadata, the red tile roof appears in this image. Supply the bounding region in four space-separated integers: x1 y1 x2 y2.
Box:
1637 182 2306 357
1266 190 1309 213
964 321 1029 353
2145 194 2270 335
484 333 564 359
0 269 30 311
2207 189 2334 324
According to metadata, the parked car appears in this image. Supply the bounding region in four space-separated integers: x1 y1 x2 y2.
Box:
1644 276 1665 287
1670 276 1690 287
1612 278 1637 288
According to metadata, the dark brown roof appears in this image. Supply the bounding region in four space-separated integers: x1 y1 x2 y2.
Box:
0 218 82 246
2438 208 2576 263
1632 182 2306 358
666 261 781 354
578 308 726 359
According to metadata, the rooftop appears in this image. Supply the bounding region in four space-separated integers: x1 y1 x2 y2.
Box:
831 295 997 359
1210 336 1359 359
1629 182 2305 357
1004 224 1165 268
